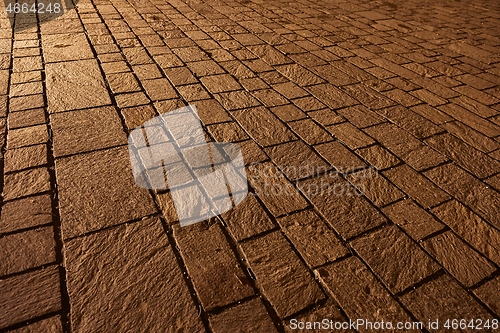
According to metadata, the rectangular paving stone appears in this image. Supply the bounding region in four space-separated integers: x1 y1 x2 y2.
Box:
270 104 308 122
9 94 45 112
142 78 178 101
241 231 325 318
315 141 367 173
279 210 348 268
377 105 443 139
298 174 386 239
336 105 385 128
432 200 500 266
473 276 500 316
0 266 60 329
328 122 375 149
0 227 56 276
383 199 444 241
201 74 242 94
65 218 205 333
247 161 308 217
55 146 157 239
424 163 500 228
452 95 497 118
215 91 261 111
41 33 94 63
448 41 500 64
210 298 278 333
410 104 452 125
365 123 447 171
423 231 496 287
351 225 440 294
50 106 128 157
7 124 48 149
400 274 493 330
341 83 396 110
46 59 111 112
233 106 296 146
173 221 254 311
9 316 62 333
8 108 46 129
438 102 500 137
4 144 48 172
221 193 275 241
2 167 51 201
441 121 500 153
315 257 413 327
248 45 291 66
0 195 52 233
383 164 450 208
425 133 500 179
306 83 358 109
347 168 404 207
288 119 333 145
265 140 331 181
355 145 400 170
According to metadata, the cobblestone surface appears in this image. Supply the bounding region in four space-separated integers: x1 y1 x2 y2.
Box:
1 0 500 331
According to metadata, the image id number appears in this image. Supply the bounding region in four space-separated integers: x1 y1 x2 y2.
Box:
6 2 62 14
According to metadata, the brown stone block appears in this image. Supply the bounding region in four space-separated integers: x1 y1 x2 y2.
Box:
241 231 325 318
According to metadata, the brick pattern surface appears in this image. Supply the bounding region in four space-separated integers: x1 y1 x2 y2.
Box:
1 0 500 331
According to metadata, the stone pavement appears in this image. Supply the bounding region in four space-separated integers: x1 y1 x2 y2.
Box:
1 0 500 331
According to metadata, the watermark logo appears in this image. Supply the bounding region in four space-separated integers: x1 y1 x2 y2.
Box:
4 0 75 32
128 104 248 227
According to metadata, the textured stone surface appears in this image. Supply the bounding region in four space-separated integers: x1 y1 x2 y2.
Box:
315 257 412 325
241 231 325 318
384 164 450 208
0 227 56 276
400 274 493 329
298 174 386 239
284 299 353 333
65 218 205 333
265 140 331 181
4 0 500 329
4 144 48 172
209 298 278 333
42 33 94 63
383 199 444 240
424 163 500 227
279 210 348 268
0 195 53 233
56 147 157 239
347 168 404 207
50 106 127 157
233 107 296 147
9 316 63 333
425 133 500 178
173 222 254 311
432 200 500 265
221 194 275 241
7 125 48 149
46 60 111 112
2 167 51 201
473 276 500 316
0 266 61 329
423 231 496 287
248 161 308 217
351 225 440 293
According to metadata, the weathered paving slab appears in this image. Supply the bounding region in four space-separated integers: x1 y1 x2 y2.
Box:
64 218 205 332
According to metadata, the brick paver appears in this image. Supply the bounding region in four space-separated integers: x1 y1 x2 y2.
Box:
1 0 500 331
